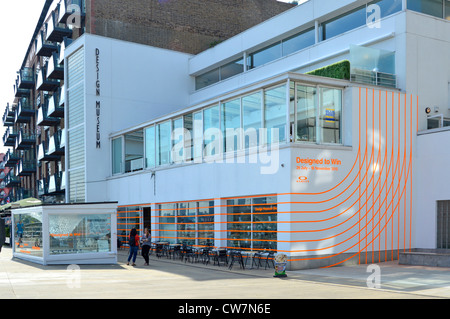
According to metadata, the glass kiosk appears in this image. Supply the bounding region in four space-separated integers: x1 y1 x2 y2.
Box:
11 202 118 265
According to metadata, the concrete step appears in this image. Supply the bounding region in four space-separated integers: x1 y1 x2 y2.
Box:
399 249 450 268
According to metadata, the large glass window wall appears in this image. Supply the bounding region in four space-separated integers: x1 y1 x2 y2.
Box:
124 130 144 173
195 0 403 89
156 200 215 246
49 214 112 255
407 0 450 19
227 196 277 251
117 206 141 247
112 81 343 175
13 211 43 257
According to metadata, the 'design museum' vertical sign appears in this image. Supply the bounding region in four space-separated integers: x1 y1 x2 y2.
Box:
95 48 101 149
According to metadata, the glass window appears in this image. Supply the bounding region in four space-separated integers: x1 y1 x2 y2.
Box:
446 0 450 20
227 198 252 250
242 92 262 148
407 0 444 18
172 117 184 164
156 121 172 166
319 87 342 144
296 84 317 142
221 58 244 81
221 98 241 153
369 0 402 18
124 130 144 173
117 206 140 247
13 211 43 257
203 105 221 158
195 68 220 90
49 214 112 255
322 5 367 40
252 196 277 251
282 28 315 56
158 203 177 244
144 126 155 168
248 42 282 69
226 196 277 251
193 112 203 161
264 85 287 144
198 200 215 246
183 114 193 162
178 202 196 245
112 137 123 174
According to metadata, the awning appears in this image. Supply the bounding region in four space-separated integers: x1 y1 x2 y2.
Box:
0 198 42 212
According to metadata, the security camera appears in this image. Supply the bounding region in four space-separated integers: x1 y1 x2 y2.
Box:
425 107 431 114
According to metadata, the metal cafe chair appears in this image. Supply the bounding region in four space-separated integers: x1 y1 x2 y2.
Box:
171 244 182 260
228 250 245 270
263 251 275 270
181 243 195 263
155 243 164 258
200 246 212 265
213 249 228 267
252 251 263 269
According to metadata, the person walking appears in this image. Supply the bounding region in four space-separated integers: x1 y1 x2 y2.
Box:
141 228 151 266
127 228 139 266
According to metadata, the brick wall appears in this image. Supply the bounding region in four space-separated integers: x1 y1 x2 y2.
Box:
85 0 295 54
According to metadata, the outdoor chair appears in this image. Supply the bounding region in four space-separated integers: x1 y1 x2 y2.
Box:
263 251 275 270
228 250 245 270
213 249 227 267
252 251 263 269
200 247 212 265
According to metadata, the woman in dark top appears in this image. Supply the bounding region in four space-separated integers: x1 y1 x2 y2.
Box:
127 228 139 266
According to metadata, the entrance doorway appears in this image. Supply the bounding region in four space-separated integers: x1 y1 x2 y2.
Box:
143 207 151 233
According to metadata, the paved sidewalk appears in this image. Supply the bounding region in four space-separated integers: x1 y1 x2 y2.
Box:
1 246 449 299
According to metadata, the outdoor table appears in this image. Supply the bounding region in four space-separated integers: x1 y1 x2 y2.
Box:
212 248 227 266
154 242 169 258
168 243 182 259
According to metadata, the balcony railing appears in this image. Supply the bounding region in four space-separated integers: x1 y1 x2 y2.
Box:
48 171 65 194
350 68 397 89
17 68 35 89
15 129 36 150
17 159 37 177
36 67 60 92
426 114 450 130
37 177 49 197
2 103 15 127
47 88 64 118
4 150 20 168
58 37 73 65
14 79 31 98
48 129 65 156
38 138 61 161
14 97 35 123
5 171 20 187
47 50 64 80
46 11 72 43
3 127 18 147
37 101 60 126
35 30 58 57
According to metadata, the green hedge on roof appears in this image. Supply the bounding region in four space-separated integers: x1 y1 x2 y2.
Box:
306 60 350 80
